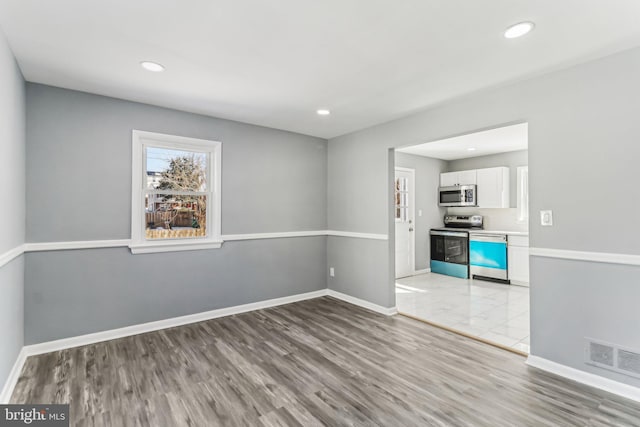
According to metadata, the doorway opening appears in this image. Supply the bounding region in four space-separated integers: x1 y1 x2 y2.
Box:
393 122 530 354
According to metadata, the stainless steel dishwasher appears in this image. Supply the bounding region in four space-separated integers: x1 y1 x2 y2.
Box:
469 233 509 283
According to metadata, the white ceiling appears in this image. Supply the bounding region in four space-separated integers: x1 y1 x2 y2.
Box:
397 123 528 160
1 1 639 139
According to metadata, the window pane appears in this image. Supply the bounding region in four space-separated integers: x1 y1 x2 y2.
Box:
400 207 408 222
145 194 207 239
398 177 407 191
146 147 208 191
400 192 408 207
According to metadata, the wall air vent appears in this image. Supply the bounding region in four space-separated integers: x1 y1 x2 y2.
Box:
585 338 640 379
588 341 614 367
618 349 640 377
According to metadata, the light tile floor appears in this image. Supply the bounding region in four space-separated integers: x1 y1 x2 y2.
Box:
396 273 530 353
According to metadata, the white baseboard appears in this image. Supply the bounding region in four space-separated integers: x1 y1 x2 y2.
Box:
0 347 27 404
526 355 640 403
24 289 327 357
327 289 397 316
18 290 397 356
413 268 430 275
3 288 396 401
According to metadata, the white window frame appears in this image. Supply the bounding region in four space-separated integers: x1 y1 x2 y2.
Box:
129 130 222 254
516 165 529 224
394 173 410 223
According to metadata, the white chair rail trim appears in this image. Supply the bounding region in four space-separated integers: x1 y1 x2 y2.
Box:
4 243 640 264
8 230 389 255
529 247 640 266
0 244 25 269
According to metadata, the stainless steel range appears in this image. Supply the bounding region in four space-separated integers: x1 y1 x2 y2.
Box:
430 215 483 279
441 215 483 229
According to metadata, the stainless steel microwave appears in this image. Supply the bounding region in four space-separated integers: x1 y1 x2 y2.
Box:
438 185 477 207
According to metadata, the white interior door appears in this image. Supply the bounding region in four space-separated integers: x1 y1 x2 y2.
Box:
395 167 415 279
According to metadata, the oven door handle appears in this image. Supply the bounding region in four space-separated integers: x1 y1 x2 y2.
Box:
431 231 468 238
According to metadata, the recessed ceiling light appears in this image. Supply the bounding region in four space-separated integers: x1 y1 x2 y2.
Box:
140 61 165 72
317 109 331 116
467 147 476 151
504 21 535 39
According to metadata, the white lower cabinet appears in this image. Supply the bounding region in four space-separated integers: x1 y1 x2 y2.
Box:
508 235 529 286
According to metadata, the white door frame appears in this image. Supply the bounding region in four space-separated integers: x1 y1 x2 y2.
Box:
395 166 416 277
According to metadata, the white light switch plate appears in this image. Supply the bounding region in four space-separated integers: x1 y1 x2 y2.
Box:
540 210 553 226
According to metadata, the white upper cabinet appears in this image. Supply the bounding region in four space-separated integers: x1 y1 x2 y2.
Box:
440 170 476 187
440 167 509 208
457 170 477 186
476 167 509 208
440 172 458 187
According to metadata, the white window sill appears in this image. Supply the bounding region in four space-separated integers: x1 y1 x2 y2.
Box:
129 240 224 254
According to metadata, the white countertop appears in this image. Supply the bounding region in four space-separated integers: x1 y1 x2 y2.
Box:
431 228 529 236
468 229 529 236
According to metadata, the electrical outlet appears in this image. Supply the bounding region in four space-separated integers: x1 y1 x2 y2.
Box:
329 267 335 277
540 210 553 226
418 209 423 217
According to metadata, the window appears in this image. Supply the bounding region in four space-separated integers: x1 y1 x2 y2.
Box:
130 130 222 254
516 166 529 224
395 176 409 222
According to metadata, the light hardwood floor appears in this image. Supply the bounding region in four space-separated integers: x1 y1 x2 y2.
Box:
11 297 640 426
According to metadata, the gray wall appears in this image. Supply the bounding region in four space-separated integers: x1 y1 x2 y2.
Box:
25 240 325 344
0 28 25 395
394 152 447 270
531 257 640 385
327 47 640 387
448 149 528 208
26 84 327 241
25 84 328 344
0 257 24 389
327 237 391 307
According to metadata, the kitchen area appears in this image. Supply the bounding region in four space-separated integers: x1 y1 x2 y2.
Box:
394 123 531 353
